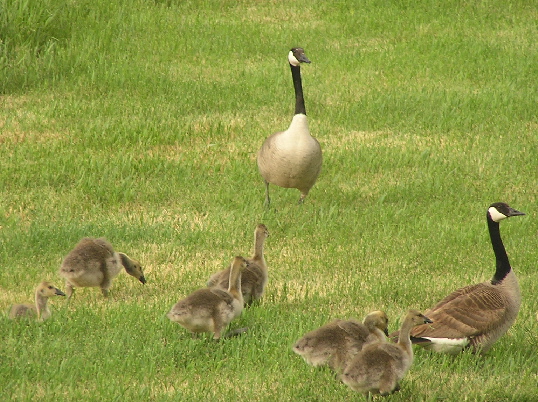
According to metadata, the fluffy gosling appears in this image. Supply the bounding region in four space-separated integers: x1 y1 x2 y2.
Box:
293 310 389 373
59 237 145 299
168 256 248 340
207 224 270 305
9 281 65 321
342 310 432 398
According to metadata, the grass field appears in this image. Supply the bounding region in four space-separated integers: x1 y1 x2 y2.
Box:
1 0 537 400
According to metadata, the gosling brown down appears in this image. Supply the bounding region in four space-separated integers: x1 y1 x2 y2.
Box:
293 310 389 373
59 237 146 299
207 224 270 305
9 281 66 321
342 310 432 398
168 256 248 340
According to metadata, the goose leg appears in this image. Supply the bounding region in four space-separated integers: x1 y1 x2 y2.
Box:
264 181 271 207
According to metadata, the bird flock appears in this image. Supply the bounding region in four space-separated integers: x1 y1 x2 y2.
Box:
6 47 528 399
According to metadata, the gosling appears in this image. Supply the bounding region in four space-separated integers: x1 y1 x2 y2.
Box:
293 311 389 373
167 256 248 340
9 281 66 321
59 237 146 299
207 224 270 305
342 309 432 398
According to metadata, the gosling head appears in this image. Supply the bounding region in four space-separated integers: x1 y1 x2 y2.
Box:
363 310 390 336
37 281 66 298
288 47 311 67
257 223 270 238
488 202 525 223
406 309 433 326
232 256 249 272
119 253 146 284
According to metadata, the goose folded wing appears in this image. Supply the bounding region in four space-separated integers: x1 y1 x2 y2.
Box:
423 283 484 314
412 285 507 339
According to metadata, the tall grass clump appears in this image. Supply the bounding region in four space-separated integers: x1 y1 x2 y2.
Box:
0 0 74 92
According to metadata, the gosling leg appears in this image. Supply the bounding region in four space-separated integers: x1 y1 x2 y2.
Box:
65 282 75 300
298 191 309 204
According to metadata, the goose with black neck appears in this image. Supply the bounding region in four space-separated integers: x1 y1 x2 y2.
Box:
390 202 525 354
257 47 322 207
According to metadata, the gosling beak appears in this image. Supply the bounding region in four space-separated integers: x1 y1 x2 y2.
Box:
423 315 433 324
384 328 389 337
139 276 147 285
55 288 66 296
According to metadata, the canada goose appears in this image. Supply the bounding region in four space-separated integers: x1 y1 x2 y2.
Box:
59 237 146 299
390 202 525 354
167 256 248 340
342 310 432 398
8 281 66 321
257 47 322 206
293 310 389 373
207 224 270 305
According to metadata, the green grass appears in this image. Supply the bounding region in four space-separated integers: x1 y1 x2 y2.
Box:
1 0 537 400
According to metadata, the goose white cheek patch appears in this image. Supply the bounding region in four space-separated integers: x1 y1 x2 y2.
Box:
288 51 300 66
488 207 507 222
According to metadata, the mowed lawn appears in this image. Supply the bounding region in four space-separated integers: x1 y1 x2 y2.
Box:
1 0 537 400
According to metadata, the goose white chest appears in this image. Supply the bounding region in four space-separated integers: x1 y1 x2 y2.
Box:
258 114 321 188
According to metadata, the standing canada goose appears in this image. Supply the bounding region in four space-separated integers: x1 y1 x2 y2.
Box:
257 47 322 206
167 256 248 340
59 237 146 299
207 224 270 305
293 311 389 373
390 202 525 354
342 310 432 398
8 281 66 321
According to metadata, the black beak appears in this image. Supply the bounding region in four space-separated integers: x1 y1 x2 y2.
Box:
423 316 433 324
384 328 389 337
55 288 66 296
298 54 311 64
139 276 147 285
508 207 525 217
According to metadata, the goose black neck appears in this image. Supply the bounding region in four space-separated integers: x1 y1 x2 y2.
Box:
290 64 306 115
488 215 511 284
